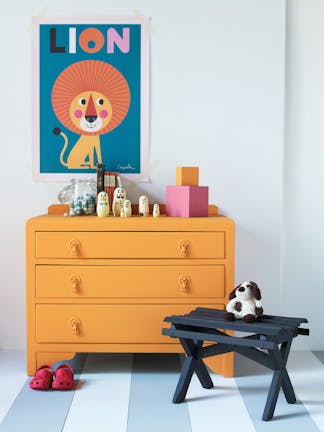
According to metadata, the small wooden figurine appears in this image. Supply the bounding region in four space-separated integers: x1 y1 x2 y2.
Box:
96 191 109 217
153 203 160 218
123 199 132 217
139 195 149 216
112 187 127 216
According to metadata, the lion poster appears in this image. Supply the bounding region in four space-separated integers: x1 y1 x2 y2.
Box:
32 16 149 181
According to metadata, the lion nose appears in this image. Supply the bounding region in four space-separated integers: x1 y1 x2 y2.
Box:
85 115 97 123
85 94 97 123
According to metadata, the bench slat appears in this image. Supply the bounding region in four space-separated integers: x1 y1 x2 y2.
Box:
190 310 304 336
165 307 308 336
194 307 308 327
162 327 276 349
164 314 287 337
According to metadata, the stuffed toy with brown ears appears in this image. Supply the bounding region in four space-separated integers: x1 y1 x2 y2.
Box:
224 281 263 322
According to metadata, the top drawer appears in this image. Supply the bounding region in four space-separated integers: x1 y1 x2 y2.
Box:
35 231 225 259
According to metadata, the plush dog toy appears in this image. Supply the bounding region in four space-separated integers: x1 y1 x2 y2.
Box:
225 281 263 322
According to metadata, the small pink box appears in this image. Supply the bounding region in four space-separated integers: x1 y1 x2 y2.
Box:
166 186 209 217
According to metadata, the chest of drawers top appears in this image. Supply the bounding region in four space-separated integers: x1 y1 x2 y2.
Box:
26 212 234 232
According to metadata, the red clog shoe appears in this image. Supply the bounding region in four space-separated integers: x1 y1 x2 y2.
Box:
52 364 74 390
29 365 54 390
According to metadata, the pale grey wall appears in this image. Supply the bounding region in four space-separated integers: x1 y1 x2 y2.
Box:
282 0 324 349
0 0 287 349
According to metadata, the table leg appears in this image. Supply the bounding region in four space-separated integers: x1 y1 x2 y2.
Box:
173 338 213 403
263 368 285 421
279 341 296 404
262 339 295 421
173 356 196 403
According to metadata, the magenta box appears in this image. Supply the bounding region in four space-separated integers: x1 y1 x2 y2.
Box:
166 186 209 217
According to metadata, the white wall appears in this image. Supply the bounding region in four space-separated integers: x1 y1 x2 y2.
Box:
0 0 286 349
282 0 324 349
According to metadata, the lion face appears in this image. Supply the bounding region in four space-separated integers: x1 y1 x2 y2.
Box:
52 60 130 136
69 91 113 134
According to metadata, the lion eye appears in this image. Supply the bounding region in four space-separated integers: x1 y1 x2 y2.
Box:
78 98 87 106
96 98 104 106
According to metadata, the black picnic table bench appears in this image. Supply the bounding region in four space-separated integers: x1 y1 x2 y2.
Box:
162 307 309 421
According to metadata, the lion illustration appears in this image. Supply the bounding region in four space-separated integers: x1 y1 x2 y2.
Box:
51 60 131 169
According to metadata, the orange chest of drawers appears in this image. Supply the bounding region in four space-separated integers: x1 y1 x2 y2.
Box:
26 208 235 376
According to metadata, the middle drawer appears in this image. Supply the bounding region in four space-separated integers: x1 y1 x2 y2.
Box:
36 265 225 299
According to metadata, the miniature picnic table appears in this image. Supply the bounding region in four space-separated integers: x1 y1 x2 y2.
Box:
162 307 309 421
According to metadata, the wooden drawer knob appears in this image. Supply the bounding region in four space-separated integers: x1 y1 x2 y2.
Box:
69 239 81 256
178 240 190 257
69 318 81 335
70 275 81 294
179 275 191 292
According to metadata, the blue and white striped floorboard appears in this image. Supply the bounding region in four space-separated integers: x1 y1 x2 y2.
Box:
287 351 324 431
234 353 319 431
0 351 28 424
0 350 323 432
127 354 191 432
0 354 86 432
62 353 132 432
185 356 255 430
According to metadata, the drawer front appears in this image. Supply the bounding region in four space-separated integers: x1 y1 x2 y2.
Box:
35 304 223 343
36 265 225 299
35 231 225 259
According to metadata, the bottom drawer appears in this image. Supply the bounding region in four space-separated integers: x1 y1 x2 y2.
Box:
35 304 223 343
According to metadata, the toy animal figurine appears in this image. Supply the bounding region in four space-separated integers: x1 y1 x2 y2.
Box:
153 203 160 218
123 199 132 217
225 281 263 322
112 187 127 216
96 191 109 217
139 195 149 216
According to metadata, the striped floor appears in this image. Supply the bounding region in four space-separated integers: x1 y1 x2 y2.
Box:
0 350 323 431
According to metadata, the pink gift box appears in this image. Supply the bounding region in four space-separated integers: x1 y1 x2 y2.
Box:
166 186 209 217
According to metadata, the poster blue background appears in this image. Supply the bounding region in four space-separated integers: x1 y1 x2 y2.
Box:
39 24 141 174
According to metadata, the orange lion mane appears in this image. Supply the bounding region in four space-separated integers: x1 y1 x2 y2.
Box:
51 60 131 136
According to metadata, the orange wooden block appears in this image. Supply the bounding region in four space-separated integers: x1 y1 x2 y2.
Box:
176 167 199 186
